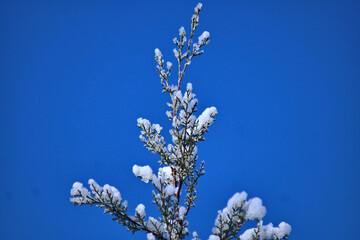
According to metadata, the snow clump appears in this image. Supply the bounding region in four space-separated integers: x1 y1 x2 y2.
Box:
154 48 162 58
208 235 220 240
133 165 154 183
240 228 256 240
195 3 202 12
70 182 90 198
197 107 217 130
198 31 210 44
102 184 122 203
245 197 266 220
135 203 146 218
147 233 155 240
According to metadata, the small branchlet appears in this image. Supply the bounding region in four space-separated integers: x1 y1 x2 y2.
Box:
209 193 291 240
137 118 172 166
70 180 167 239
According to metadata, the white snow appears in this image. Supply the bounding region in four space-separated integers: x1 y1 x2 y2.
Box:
240 228 256 240
187 82 193 91
133 165 154 183
135 203 146 218
257 221 292 239
167 61 173 70
155 48 162 58
147 217 162 231
175 90 182 100
70 182 83 195
173 48 179 58
179 26 186 35
198 31 210 44
192 146 198 155
245 197 266 220
70 182 90 198
274 222 292 239
167 144 174 152
187 99 198 113
210 191 290 240
147 233 155 240
179 86 197 113
152 123 162 133
152 176 161 189
208 235 220 240
137 118 151 130
137 118 162 133
164 185 175 196
179 206 187 220
195 3 203 11
197 107 218 129
88 179 102 194
227 191 248 209
102 184 121 203
158 166 173 182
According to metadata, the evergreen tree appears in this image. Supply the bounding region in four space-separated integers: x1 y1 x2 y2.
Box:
70 3 291 240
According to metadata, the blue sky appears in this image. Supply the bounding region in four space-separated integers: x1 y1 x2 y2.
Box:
1 0 360 239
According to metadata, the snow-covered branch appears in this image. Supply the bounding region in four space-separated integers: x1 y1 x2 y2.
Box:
209 192 290 240
70 3 291 240
70 180 166 239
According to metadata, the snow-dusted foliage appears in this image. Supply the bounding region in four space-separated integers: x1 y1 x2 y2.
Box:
70 3 291 240
208 192 291 240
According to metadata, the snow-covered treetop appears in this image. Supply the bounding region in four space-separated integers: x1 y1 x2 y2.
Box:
70 3 291 240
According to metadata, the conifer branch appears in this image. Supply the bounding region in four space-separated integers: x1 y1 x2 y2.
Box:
70 3 291 240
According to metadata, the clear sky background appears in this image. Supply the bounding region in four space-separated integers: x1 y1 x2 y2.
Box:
1 0 360 239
